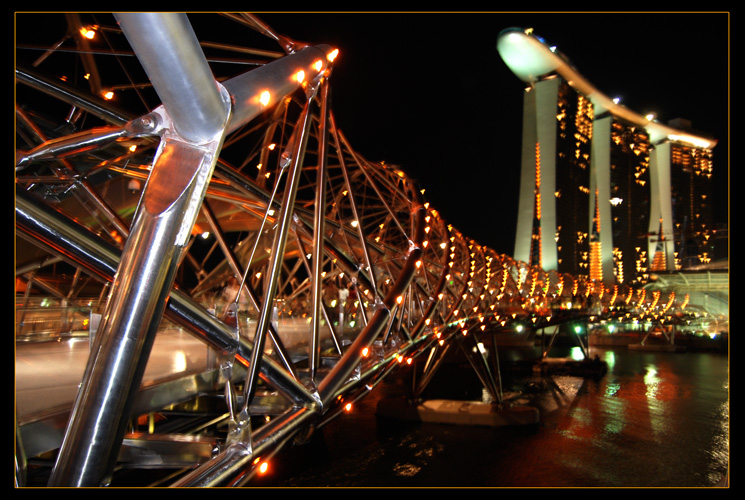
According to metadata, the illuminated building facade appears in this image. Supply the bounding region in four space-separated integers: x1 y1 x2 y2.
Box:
516 76 592 277
498 28 718 285
666 119 717 269
607 118 652 283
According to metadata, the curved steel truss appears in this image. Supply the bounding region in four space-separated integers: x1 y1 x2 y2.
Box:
14 13 692 487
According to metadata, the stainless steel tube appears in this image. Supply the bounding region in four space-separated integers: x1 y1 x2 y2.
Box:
49 13 231 486
48 140 224 486
310 82 330 380
242 99 312 407
223 44 333 135
114 13 228 145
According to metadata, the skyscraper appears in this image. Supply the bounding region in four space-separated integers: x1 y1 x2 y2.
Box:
497 28 718 285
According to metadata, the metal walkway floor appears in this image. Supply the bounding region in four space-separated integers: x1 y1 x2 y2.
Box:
16 328 215 459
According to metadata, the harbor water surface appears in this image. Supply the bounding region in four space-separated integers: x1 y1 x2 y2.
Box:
251 345 729 488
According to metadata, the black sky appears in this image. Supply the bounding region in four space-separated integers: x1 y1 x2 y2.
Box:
255 12 729 257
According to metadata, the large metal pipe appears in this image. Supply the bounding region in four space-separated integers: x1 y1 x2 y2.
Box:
172 405 318 487
15 66 133 126
48 138 226 486
114 13 229 145
48 13 231 486
223 44 333 135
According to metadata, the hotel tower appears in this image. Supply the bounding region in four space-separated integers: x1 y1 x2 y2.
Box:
497 28 718 285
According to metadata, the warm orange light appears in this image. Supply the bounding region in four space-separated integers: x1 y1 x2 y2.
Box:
102 91 114 100
345 402 353 412
327 48 339 62
362 347 369 357
259 90 271 106
79 27 96 40
314 59 324 72
295 70 306 83
259 461 269 474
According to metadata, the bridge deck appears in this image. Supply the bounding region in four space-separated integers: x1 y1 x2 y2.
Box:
16 329 213 424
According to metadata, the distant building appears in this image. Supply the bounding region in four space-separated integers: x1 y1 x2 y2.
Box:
497 28 718 285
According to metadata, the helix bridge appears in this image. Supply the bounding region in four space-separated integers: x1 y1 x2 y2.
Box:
15 13 694 487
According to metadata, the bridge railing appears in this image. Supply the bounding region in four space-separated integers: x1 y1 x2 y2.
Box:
15 305 92 341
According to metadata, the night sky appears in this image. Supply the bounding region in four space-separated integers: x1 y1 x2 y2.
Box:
17 12 727 258
255 12 729 257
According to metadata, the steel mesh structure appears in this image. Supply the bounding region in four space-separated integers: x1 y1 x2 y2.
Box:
15 13 692 487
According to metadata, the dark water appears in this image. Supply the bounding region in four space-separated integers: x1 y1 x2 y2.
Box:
250 346 729 488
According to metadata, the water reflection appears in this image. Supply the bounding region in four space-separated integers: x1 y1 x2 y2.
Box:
601 349 617 370
253 346 728 487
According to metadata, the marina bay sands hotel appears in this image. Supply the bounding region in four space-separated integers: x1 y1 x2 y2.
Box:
497 28 719 286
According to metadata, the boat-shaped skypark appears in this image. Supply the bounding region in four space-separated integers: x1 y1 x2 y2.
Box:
496 27 716 149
